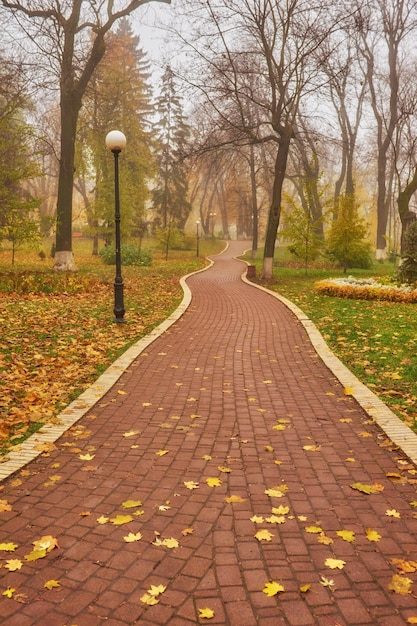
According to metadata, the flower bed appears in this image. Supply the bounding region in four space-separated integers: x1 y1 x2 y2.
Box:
315 276 417 303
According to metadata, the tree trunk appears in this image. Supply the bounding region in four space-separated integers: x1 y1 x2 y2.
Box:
54 90 80 271
398 166 417 253
262 133 291 279
250 144 258 258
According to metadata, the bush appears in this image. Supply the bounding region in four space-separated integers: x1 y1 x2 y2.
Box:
99 244 152 267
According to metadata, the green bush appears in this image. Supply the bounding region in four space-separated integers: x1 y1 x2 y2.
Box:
99 244 152 267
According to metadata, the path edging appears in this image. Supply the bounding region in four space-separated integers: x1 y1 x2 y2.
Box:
241 266 417 465
0 259 216 482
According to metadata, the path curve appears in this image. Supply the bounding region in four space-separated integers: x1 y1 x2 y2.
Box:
0 241 416 626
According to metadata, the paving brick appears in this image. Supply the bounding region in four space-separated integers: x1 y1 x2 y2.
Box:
2 241 417 625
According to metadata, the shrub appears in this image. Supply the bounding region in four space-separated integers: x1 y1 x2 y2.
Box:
99 244 152 267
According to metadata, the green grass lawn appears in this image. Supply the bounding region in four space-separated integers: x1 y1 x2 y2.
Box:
244 251 417 433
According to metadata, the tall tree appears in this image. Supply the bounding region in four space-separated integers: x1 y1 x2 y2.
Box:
181 0 337 278
0 0 170 270
152 65 191 230
77 19 156 253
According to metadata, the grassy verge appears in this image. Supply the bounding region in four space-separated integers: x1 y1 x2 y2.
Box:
0 238 224 453
244 251 417 434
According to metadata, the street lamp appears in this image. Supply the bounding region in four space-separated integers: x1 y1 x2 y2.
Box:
196 220 200 257
209 212 217 238
105 130 127 323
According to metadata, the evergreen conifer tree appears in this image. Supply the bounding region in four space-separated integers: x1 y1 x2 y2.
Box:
326 194 371 272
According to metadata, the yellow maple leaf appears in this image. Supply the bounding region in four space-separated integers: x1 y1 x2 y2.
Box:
255 529 274 542
320 575 335 589
148 584 166 597
202 455 212 461
24 548 47 561
325 558 346 570
386 509 401 518
122 499 142 509
265 485 288 498
366 528 382 542
162 537 179 549
303 445 321 451
123 532 142 543
79 453 95 461
263 581 285 596
44 579 60 590
97 515 109 524
225 495 246 503
273 424 286 431
198 607 215 619
0 543 18 552
109 514 133 525
32 535 58 552
272 506 290 515
206 477 222 487
344 386 354 395
2 587 16 598
184 481 199 490
123 430 140 437
409 501 417 508
250 515 264 523
391 558 417 574
305 526 323 534
350 482 384 494
265 445 274 452
218 466 232 473
299 584 311 593
181 528 194 536
336 530 355 542
265 515 286 524
407 617 417 624
389 574 413 594
318 533 333 545
4 559 22 572
140 592 159 605
117 390 128 395
0 499 12 513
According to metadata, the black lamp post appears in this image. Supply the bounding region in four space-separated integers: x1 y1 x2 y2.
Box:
196 220 200 257
106 130 127 323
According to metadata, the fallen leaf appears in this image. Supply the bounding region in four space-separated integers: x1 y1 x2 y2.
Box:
263 581 285 596
0 543 18 552
202 455 212 461
386 509 401 518
350 482 384 495
344 386 354 395
0 499 12 513
305 526 323 534
79 453 95 460
123 430 140 437
206 477 222 487
389 574 413 594
198 607 215 619
255 529 274 542
391 558 417 574
153 537 179 549
44 579 60 590
4 559 22 571
97 515 109 524
299 584 311 593
250 515 264 523
318 533 334 545
24 548 47 562
265 446 274 452
271 505 289 515
325 558 346 570
264 485 288 498
336 530 355 542
122 499 143 509
407 618 417 624
320 575 335 589
366 528 382 542
225 495 246 503
218 466 232 473
265 515 286 524
158 504 171 511
32 535 58 552
2 587 16 598
109 515 133 525
123 532 142 543
184 481 199 490
303 445 321 452
181 528 194 536
118 390 128 395
140 593 159 605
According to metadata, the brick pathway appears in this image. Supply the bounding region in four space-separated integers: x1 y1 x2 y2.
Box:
1 241 417 625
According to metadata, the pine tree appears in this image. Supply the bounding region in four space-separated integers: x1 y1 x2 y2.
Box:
152 66 191 230
77 19 156 252
326 194 371 273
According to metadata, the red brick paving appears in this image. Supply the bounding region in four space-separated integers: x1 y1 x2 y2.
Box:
1 241 417 624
